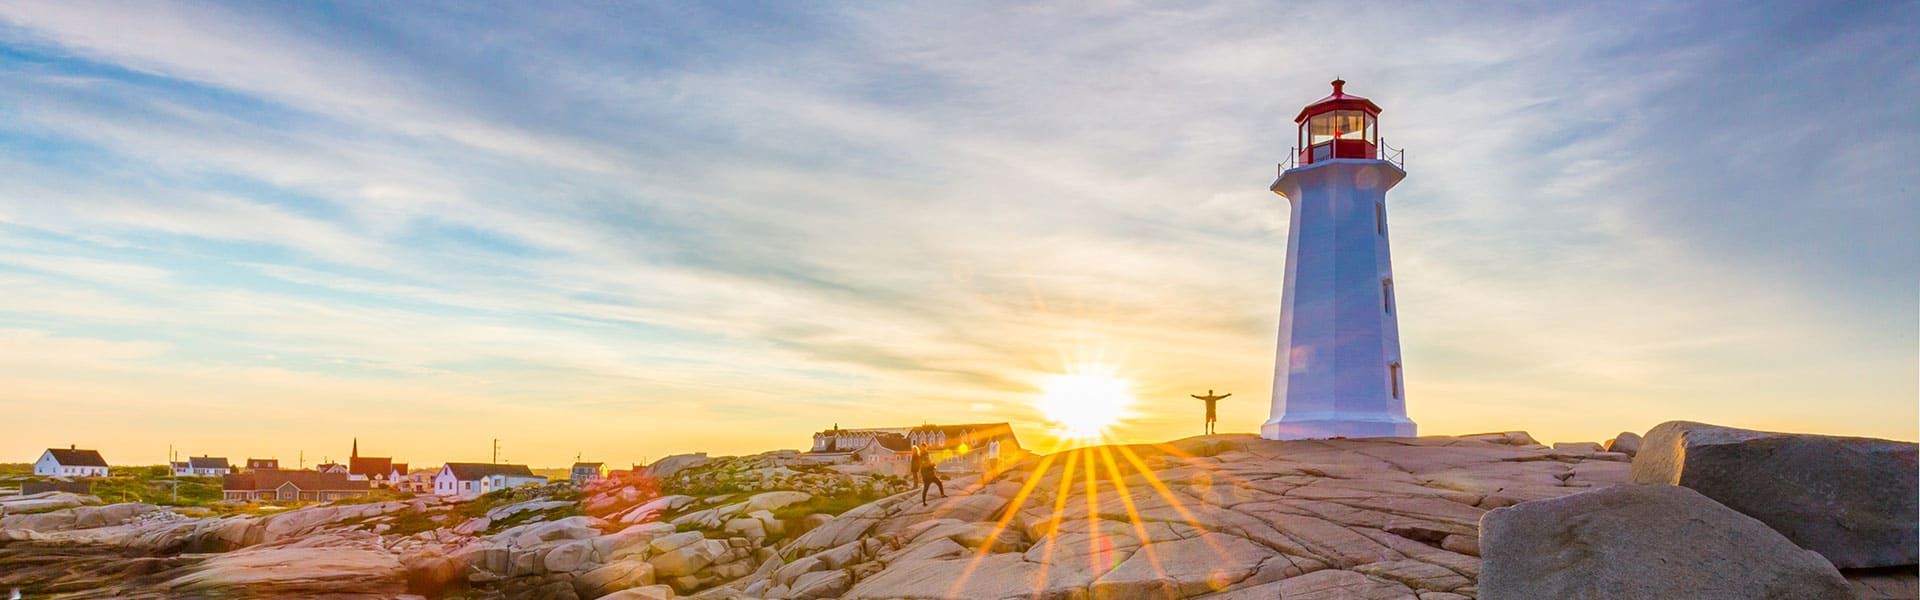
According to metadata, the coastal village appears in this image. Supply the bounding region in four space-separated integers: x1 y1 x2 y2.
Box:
3 421 1911 599
11 422 1026 506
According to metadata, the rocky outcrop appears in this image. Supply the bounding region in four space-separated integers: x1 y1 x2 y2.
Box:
1631 420 1919 569
703 433 1631 599
1479 484 1851 600
0 502 158 532
647 453 712 479
0 491 97 515
163 530 408 598
11 429 1904 599
1603 431 1641 456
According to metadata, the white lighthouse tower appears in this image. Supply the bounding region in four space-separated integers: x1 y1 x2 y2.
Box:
1262 79 1417 440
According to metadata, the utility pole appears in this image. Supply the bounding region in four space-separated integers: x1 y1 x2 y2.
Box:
492 439 500 464
299 449 305 469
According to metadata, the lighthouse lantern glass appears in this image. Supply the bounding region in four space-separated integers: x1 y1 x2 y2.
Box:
1299 110 1378 164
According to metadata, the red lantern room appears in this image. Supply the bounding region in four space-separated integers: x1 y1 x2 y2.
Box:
1295 79 1383 166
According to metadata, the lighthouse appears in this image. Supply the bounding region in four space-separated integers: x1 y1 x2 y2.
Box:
1262 79 1418 440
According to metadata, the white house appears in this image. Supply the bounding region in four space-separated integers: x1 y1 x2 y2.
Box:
172 456 231 477
434 463 546 497
34 446 109 478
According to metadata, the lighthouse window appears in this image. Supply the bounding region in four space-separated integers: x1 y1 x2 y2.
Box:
1335 112 1368 140
1307 111 1370 146
1382 278 1394 314
1375 203 1385 235
1389 363 1403 399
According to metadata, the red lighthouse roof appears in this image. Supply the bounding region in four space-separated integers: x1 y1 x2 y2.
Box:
1294 79 1382 123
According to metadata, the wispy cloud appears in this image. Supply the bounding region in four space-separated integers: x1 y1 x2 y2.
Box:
0 1 1912 466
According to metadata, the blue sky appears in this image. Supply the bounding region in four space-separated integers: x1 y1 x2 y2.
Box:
1 1 1913 467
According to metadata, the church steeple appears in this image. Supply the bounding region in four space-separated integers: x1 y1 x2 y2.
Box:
351 437 358 458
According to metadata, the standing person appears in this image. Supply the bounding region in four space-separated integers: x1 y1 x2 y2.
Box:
909 446 925 489
919 448 945 505
1191 390 1232 435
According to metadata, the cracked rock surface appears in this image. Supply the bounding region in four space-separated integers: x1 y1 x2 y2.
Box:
714 432 1631 600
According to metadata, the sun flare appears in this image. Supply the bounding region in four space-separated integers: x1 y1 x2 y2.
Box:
1037 370 1133 442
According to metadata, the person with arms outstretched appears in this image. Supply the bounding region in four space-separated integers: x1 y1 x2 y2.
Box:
1192 389 1231 435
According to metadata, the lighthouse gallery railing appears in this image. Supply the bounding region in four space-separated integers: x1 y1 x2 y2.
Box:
1278 138 1406 175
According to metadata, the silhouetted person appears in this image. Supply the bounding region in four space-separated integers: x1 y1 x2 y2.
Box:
909 446 925 488
914 446 945 505
1192 390 1232 435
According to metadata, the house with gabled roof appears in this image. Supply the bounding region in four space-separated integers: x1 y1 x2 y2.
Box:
434 462 546 497
34 446 108 478
570 462 606 486
398 468 437 494
811 422 1025 473
908 422 1025 472
222 470 372 502
385 463 411 489
172 456 231 477
345 438 396 486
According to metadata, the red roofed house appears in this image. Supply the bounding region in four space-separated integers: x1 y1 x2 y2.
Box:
346 438 396 486
385 463 411 489
34 446 108 478
222 470 372 502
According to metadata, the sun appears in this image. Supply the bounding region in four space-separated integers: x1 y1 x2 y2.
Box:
1037 369 1134 442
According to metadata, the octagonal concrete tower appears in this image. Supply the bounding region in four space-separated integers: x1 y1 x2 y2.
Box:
1263 79 1417 440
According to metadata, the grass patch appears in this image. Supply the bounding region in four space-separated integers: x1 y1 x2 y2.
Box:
80 466 224 507
382 509 448 536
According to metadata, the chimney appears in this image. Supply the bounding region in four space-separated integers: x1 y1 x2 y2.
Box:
69 444 75 450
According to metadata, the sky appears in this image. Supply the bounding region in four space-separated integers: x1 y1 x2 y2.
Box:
0 1 1914 468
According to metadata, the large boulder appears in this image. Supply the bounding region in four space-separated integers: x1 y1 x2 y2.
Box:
545 539 604 573
165 531 409 597
616 495 694 524
0 492 94 515
645 454 710 479
574 558 655 598
648 538 724 577
1630 420 1919 568
1604 431 1642 456
495 516 601 548
598 583 675 599
742 491 811 513
0 502 157 532
1480 484 1852 600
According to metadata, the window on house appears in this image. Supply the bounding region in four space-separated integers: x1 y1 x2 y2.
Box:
1389 363 1403 399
